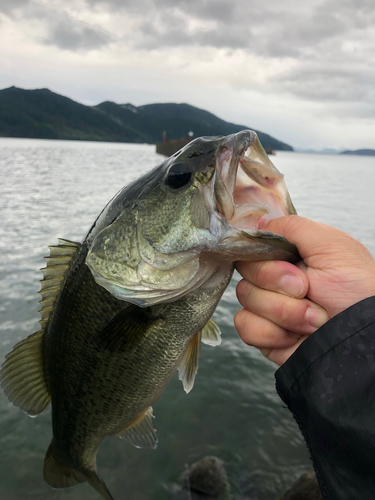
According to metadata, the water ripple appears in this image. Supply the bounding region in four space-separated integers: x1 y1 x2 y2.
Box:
1 139 374 499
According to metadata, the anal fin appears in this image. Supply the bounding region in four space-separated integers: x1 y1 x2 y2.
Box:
118 407 158 449
178 330 201 394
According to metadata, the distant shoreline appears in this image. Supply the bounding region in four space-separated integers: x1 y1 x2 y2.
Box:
340 149 375 156
0 86 293 152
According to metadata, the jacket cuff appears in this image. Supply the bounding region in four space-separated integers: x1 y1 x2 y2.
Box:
275 296 375 406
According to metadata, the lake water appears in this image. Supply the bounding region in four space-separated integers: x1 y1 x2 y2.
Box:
0 138 374 500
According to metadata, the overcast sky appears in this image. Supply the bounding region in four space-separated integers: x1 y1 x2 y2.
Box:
1 0 374 149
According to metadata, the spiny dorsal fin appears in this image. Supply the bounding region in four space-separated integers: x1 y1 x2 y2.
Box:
117 407 158 449
0 239 81 417
201 319 221 346
0 330 50 416
39 239 80 329
178 330 201 394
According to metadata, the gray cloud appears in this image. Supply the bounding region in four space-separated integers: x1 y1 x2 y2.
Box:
130 0 375 113
1 0 374 121
260 10 346 58
41 14 113 51
263 0 375 108
1 1 114 51
89 0 237 22
81 0 271 50
0 0 29 15
275 65 375 103
5 0 373 57
79 0 348 49
137 15 251 50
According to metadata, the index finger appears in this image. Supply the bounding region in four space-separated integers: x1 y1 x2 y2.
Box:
235 260 308 298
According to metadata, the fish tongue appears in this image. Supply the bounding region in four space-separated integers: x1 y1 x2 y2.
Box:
228 204 271 229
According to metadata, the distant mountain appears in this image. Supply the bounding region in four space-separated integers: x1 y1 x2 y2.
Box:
0 86 293 151
294 148 341 154
341 149 375 156
0 86 140 142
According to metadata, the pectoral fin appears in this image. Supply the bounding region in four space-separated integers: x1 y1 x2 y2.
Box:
117 407 158 449
202 319 221 346
98 304 156 353
178 331 201 394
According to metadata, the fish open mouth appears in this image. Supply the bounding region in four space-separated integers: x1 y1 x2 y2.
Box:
213 130 296 232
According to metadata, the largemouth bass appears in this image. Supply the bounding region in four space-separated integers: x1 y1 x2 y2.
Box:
0 131 298 500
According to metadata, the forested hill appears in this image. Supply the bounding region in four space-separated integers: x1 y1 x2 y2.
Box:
0 86 293 151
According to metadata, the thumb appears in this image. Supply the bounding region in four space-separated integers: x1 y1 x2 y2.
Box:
264 215 350 260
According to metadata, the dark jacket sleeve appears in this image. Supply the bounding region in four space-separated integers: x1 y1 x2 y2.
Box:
275 296 375 500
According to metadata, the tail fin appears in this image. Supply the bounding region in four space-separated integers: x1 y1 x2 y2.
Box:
44 443 114 500
44 444 86 488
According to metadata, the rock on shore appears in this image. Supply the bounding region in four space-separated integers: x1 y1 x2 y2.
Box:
278 470 322 500
171 456 231 499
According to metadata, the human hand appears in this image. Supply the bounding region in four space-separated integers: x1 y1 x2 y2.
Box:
234 215 375 366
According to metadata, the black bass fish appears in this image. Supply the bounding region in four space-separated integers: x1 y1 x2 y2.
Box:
0 131 298 500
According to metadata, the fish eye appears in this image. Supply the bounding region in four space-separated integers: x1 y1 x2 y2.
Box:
166 163 193 190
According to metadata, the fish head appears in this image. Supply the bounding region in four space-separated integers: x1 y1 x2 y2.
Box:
86 131 299 307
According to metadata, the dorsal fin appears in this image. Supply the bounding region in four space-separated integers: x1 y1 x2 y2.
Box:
0 239 80 417
178 330 202 394
38 239 80 329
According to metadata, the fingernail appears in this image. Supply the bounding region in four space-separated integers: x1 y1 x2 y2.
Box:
279 274 304 298
306 308 329 329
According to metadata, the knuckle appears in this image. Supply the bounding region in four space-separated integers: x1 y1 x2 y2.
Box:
236 279 248 297
252 262 266 285
252 261 277 289
234 309 247 334
274 299 291 323
274 297 307 327
234 310 255 345
236 280 256 307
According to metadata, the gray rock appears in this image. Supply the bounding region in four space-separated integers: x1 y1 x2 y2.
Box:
279 470 322 500
171 456 231 500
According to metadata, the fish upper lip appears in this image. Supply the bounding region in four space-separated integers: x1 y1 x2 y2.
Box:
213 132 294 234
